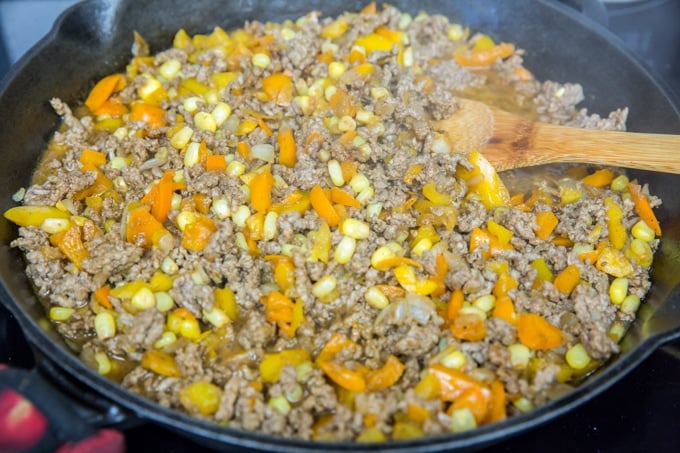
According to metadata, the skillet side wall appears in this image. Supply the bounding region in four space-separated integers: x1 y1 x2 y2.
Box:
1 0 680 450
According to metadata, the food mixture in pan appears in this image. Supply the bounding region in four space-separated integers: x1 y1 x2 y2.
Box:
4 3 663 442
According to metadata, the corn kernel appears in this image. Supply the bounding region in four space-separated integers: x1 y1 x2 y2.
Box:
281 27 296 40
179 381 221 415
371 245 396 269
349 173 370 193
608 321 627 343
312 275 337 299
459 305 487 320
610 174 629 192
194 111 217 132
41 218 71 234
631 220 655 242
49 306 75 321
159 58 182 80
94 312 116 340
131 286 156 310
232 205 251 228
235 232 249 251
94 352 112 375
365 202 383 219
110 155 128 169
473 294 496 312
565 343 591 370
448 24 464 41
268 395 291 415
327 159 344 187
508 343 531 369
451 407 477 433
609 277 628 305
328 61 346 79
155 291 175 312
365 286 389 309
341 218 370 239
263 211 278 241
355 109 374 124
338 115 356 132
401 46 414 67
629 238 653 267
183 96 202 113
513 397 534 412
441 349 467 370
176 210 198 231
324 85 337 102
334 236 357 264
252 52 271 69
411 237 433 257
370 86 389 100
211 197 231 219
161 257 179 275
356 186 374 204
154 331 177 349
226 160 246 178
211 102 231 126
170 125 194 149
203 307 229 328
621 294 641 314
138 75 163 102
398 13 413 30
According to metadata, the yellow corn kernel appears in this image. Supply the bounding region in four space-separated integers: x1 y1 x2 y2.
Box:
459 305 488 320
356 186 374 204
349 173 370 193
49 306 75 321
327 159 345 187
183 96 202 113
355 109 375 124
370 245 396 269
131 286 156 310
559 183 582 204
155 292 175 312
365 286 390 309
179 381 222 416
226 160 246 178
448 24 465 41
621 294 641 314
334 236 357 264
154 331 177 349
631 220 655 242
370 87 389 100
203 307 229 328
94 352 111 375
268 395 292 415
231 205 251 228
263 211 278 241
328 61 346 79
508 343 532 369
94 312 116 340
411 237 433 257
236 119 258 136
450 407 477 433
170 125 194 149
513 397 534 412
312 275 337 300
608 321 627 343
565 343 591 370
40 217 71 234
610 174 629 192
252 52 271 69
609 277 628 305
629 238 653 267
440 349 467 370
337 115 356 132
341 218 370 239
167 308 201 340
176 210 198 231
401 46 414 67
159 58 182 80
138 75 164 102
161 257 179 275
473 294 496 312
211 102 231 127
194 111 217 132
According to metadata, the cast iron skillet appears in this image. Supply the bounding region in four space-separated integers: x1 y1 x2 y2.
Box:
1 0 680 451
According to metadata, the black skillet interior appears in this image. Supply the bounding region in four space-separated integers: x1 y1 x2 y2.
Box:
1 0 680 451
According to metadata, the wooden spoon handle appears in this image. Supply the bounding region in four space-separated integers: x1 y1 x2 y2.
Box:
484 108 680 173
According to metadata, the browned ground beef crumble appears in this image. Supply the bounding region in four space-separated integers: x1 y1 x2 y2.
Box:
7 4 660 443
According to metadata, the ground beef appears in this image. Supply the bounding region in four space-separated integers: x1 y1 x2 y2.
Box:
7 3 660 445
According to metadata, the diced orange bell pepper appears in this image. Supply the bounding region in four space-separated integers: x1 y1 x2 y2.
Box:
447 288 464 321
262 73 294 104
581 169 615 188
318 360 366 393
627 182 661 236
535 211 559 240
181 214 216 252
79 149 107 167
50 223 89 267
450 313 487 341
249 169 274 213
365 355 405 392
85 73 126 112
448 385 491 424
126 206 172 248
427 364 487 402
310 185 340 226
330 187 361 208
278 128 296 168
517 313 563 350
454 43 515 67
141 170 176 223
492 295 517 325
130 102 167 129
554 264 580 295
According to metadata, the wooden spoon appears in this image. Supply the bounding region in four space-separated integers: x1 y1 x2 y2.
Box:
432 98 680 173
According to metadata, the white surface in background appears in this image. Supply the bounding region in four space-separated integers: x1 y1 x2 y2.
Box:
0 0 79 63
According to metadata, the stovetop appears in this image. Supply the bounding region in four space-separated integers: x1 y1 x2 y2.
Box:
1 1 680 452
